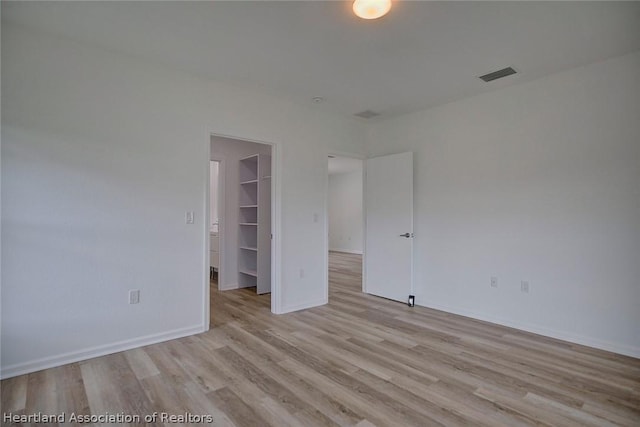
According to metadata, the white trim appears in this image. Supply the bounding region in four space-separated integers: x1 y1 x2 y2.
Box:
0 324 205 380
362 159 368 294
280 298 328 314
329 248 363 255
422 301 640 359
271 142 282 314
203 149 211 330
324 157 330 305
409 152 414 298
210 157 226 292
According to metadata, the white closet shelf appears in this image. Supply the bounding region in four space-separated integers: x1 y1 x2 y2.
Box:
238 152 271 294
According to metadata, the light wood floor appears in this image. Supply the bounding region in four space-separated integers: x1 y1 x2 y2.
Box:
2 251 639 426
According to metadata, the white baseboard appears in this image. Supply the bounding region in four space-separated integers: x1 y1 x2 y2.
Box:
329 248 363 255
218 283 240 291
1 324 205 379
421 301 640 359
219 283 254 291
280 298 327 314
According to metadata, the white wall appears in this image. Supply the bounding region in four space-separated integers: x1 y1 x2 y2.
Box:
0 23 365 378
366 51 640 357
328 169 363 254
211 136 271 290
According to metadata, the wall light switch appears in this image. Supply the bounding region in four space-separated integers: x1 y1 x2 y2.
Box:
491 277 498 288
129 290 140 304
185 211 194 224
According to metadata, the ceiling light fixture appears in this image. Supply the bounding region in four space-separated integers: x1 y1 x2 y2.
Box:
353 0 392 20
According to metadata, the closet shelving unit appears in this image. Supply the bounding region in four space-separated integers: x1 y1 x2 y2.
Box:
238 154 271 294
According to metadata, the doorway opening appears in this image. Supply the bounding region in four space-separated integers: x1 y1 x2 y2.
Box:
327 155 364 300
208 134 276 324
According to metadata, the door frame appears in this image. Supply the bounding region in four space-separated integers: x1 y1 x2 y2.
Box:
204 132 282 329
209 158 225 290
326 150 366 299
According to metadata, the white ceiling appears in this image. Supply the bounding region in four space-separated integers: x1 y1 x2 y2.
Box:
328 156 363 175
3 1 640 120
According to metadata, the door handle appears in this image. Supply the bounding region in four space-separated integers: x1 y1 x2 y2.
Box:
399 233 412 238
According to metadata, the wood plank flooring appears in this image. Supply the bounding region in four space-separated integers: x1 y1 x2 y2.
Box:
2 251 639 426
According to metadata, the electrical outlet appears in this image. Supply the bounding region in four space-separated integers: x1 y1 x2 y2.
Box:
521 281 530 293
129 289 140 304
299 269 305 279
490 277 498 288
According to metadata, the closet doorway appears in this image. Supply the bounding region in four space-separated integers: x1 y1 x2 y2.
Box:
209 135 276 315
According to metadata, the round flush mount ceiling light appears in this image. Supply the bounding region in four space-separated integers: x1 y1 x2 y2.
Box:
353 0 392 20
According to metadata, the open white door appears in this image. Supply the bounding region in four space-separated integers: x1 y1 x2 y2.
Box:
364 152 413 303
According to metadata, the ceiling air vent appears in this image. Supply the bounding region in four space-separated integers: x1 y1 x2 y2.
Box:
354 110 380 119
479 67 517 82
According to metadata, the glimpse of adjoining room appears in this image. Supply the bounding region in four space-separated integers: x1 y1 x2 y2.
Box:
327 156 364 298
